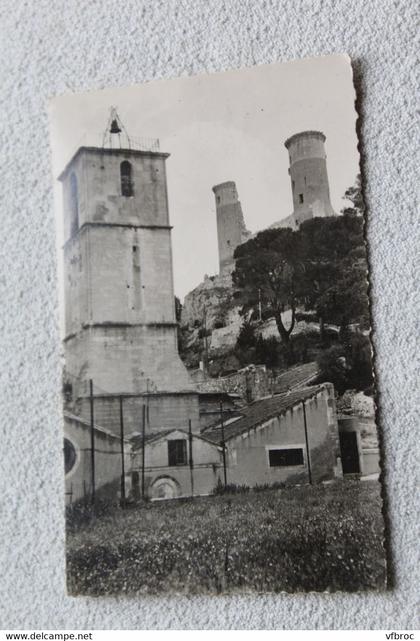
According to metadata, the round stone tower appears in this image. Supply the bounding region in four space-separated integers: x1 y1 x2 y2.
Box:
213 181 250 274
284 131 335 227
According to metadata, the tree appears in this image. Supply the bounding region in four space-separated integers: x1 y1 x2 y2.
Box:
174 296 184 354
341 174 364 216
232 209 370 355
233 228 304 347
299 213 370 332
317 345 349 394
255 335 281 368
317 331 373 393
314 256 370 331
174 296 182 323
236 321 257 350
234 321 257 367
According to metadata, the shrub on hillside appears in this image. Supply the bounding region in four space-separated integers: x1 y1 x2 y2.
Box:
236 322 257 350
345 331 374 391
317 345 349 394
317 331 374 394
255 336 281 367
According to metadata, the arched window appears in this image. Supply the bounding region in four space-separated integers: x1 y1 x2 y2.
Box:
69 173 79 236
120 160 133 197
64 438 77 475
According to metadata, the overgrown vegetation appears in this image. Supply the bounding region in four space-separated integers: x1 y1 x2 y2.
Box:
233 212 369 345
212 479 250 495
212 479 288 495
317 330 374 394
228 181 372 390
67 481 386 595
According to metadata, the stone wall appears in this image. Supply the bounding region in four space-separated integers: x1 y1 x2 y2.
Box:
195 365 270 402
65 324 194 396
64 225 178 336
74 391 200 436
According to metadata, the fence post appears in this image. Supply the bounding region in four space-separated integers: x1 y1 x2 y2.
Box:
89 379 95 506
220 401 227 487
302 399 312 485
141 404 146 499
119 395 126 507
188 419 194 497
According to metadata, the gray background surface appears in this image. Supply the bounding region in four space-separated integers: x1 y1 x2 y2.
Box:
0 0 418 630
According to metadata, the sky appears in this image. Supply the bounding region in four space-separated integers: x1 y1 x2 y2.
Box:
49 54 360 301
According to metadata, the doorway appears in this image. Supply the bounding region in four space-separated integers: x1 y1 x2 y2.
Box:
339 431 360 474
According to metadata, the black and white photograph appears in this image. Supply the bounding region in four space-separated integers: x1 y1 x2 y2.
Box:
49 53 386 596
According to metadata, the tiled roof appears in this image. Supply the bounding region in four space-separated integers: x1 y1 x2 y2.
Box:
64 411 130 442
131 429 174 451
130 428 221 451
203 385 325 444
272 361 319 394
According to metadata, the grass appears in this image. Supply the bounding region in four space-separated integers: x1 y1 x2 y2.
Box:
66 480 386 595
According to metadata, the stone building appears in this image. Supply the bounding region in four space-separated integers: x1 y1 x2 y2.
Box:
128 383 343 499
130 428 223 500
284 130 336 227
212 131 336 255
212 181 251 274
59 118 199 437
204 384 342 487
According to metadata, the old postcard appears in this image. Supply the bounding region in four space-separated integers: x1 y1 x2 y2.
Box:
49 54 386 595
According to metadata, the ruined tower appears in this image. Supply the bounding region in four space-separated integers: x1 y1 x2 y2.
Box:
285 131 335 227
59 112 199 434
213 181 250 274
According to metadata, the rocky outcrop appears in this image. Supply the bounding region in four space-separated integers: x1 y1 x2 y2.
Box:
180 272 234 329
179 273 330 374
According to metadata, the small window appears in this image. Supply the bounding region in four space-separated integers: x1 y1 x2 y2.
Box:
299 193 304 204
217 196 221 204
132 245 140 267
69 173 79 236
120 160 133 197
168 439 187 466
268 448 304 467
64 438 77 474
292 180 295 191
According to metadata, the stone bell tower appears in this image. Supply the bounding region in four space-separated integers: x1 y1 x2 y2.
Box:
213 181 251 274
285 131 335 227
59 110 199 434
